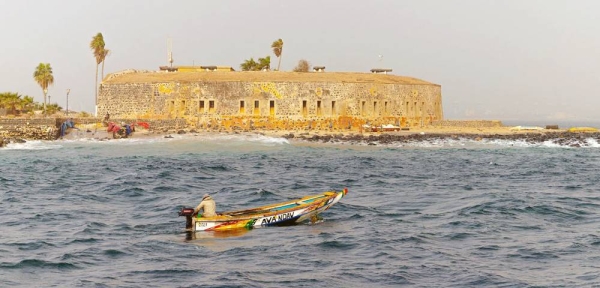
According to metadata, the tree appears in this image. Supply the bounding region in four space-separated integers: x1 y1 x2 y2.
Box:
271 38 284 71
46 103 63 115
1 93 40 115
240 56 271 71
90 32 105 114
4 92 21 114
0 92 20 114
33 63 54 116
100 47 110 80
21 95 35 114
257 56 271 71
293 59 310 72
240 58 258 71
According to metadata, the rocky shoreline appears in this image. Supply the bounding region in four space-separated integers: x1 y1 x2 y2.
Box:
0 126 56 147
2 124 600 148
280 131 600 147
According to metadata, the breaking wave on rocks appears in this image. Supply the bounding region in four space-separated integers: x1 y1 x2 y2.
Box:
3 132 600 151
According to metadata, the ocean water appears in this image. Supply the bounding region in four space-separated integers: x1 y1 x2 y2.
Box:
1 133 600 287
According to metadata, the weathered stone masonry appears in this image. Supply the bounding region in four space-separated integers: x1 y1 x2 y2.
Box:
98 71 443 131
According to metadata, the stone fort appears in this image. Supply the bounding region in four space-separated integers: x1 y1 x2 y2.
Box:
98 68 443 131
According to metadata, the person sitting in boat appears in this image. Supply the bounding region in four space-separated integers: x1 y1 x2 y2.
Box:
194 194 216 217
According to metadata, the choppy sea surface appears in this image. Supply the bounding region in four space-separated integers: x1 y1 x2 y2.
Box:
1 133 600 287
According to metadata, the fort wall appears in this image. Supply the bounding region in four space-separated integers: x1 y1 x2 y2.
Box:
98 71 443 131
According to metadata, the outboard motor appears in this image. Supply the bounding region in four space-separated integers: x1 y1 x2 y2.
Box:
179 207 195 230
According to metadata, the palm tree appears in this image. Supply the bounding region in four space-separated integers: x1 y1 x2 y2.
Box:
100 47 110 80
258 56 271 71
21 95 35 114
240 58 258 71
46 103 63 115
4 92 21 115
0 92 8 110
90 32 105 114
0 92 13 113
241 56 271 71
271 38 284 71
33 63 54 116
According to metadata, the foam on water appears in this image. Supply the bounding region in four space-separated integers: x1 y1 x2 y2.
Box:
336 136 600 149
1 140 63 150
5 132 600 152
3 132 290 150
585 137 600 147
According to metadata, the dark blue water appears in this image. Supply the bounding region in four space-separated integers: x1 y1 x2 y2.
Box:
1 134 600 287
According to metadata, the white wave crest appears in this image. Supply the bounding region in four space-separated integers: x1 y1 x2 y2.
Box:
2 140 63 150
306 136 600 149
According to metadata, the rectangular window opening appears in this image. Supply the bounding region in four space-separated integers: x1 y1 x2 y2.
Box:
254 100 260 115
199 100 205 113
414 102 417 116
239 101 245 114
317 100 322 116
361 101 366 116
209 100 215 113
302 100 308 117
269 100 275 116
331 101 336 115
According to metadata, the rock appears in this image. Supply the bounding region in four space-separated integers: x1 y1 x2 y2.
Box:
177 130 186 134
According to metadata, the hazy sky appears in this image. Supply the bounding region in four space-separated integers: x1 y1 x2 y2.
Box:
1 0 599 122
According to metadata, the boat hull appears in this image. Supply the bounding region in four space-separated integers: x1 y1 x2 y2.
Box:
188 189 347 232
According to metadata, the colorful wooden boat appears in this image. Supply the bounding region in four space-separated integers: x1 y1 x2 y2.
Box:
179 188 348 232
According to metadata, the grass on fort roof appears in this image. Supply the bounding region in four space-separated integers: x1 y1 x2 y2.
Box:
103 71 437 85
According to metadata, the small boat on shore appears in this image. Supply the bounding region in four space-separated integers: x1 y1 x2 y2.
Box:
178 188 348 232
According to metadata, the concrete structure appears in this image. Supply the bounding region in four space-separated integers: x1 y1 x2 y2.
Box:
371 68 393 74
98 70 442 130
159 66 235 72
